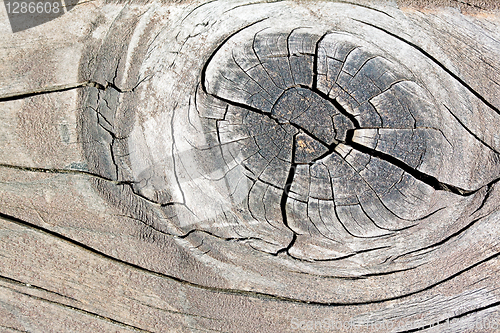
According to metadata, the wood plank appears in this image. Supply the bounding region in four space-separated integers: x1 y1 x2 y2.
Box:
1 0 500 331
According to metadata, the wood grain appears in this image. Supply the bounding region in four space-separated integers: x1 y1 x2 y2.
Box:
1 0 500 332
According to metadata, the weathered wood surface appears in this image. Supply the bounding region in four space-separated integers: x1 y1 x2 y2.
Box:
1 0 500 332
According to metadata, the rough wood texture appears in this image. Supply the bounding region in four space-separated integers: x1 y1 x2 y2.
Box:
1 0 500 332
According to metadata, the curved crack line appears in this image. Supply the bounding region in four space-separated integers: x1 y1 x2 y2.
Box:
252 28 288 92
327 149 416 229
312 33 330 90
0 76 148 103
0 275 80 303
345 133 476 196
0 163 134 185
289 264 421 278
2 211 500 307
0 278 153 332
316 197 351 242
275 133 299 254
394 301 500 333
325 167 388 240
391 214 489 262
353 19 500 117
201 18 269 94
304 201 344 244
0 81 104 102
443 103 500 155
355 195 407 232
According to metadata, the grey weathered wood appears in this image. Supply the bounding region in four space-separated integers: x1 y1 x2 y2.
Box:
1 0 500 332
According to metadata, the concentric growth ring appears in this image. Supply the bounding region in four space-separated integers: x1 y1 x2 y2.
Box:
80 10 500 303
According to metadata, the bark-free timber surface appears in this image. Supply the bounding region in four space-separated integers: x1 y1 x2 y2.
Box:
1 0 500 332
